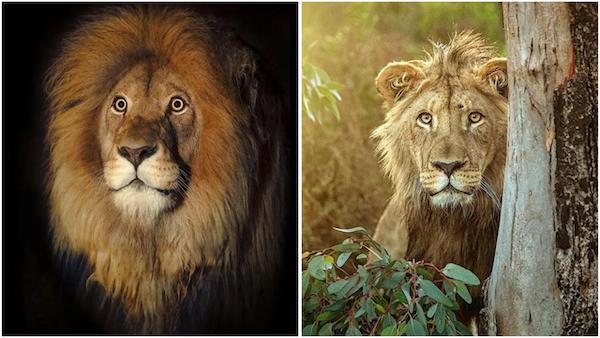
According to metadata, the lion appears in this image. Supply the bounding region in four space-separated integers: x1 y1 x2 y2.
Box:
371 32 507 321
45 6 290 333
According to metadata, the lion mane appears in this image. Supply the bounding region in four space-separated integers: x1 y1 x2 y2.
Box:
372 32 507 320
45 6 289 333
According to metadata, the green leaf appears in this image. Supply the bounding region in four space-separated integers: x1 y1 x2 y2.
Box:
442 263 480 285
426 303 438 318
445 321 457 335
316 311 336 322
397 323 407 335
355 253 368 263
405 319 427 336
416 302 427 327
345 326 362 336
365 239 391 261
303 324 314 336
454 280 473 304
453 319 472 335
325 81 344 92
318 323 333 336
394 290 408 305
337 252 351 267
302 271 310 298
381 271 405 289
375 303 386 314
443 280 456 300
327 279 348 295
339 275 359 297
333 226 368 235
324 299 347 313
354 307 365 319
348 277 366 297
308 256 326 280
419 279 453 307
304 297 320 312
434 305 446 334
332 243 361 252
381 314 396 330
401 282 412 311
381 325 397 336
363 299 375 320
416 266 434 280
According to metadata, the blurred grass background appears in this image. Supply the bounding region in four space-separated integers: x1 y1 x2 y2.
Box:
302 3 506 250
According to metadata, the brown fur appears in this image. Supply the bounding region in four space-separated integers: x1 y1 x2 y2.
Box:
371 32 507 316
45 6 287 333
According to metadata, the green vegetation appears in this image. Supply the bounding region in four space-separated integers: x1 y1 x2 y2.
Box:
303 63 344 123
302 3 505 250
302 228 480 336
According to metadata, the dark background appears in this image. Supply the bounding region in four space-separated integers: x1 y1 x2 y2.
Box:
2 3 298 334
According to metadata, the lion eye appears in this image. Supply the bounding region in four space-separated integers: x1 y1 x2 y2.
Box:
417 112 433 125
469 112 483 124
170 97 186 114
112 96 127 114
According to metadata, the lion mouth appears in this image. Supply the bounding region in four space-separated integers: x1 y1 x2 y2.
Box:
116 178 174 196
430 185 472 196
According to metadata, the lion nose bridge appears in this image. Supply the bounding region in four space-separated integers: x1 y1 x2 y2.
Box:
116 118 160 167
429 140 468 176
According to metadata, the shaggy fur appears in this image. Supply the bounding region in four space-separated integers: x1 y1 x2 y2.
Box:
372 32 507 317
45 6 288 333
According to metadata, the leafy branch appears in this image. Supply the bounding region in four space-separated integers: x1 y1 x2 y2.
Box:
302 227 480 336
302 63 343 123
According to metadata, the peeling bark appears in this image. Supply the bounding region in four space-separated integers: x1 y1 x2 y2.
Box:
485 3 597 335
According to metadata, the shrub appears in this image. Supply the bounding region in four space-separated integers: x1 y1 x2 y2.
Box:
302 227 480 336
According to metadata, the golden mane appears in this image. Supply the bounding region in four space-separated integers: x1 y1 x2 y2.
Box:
423 31 497 76
46 6 286 333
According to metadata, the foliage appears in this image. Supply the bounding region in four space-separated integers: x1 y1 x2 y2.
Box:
302 228 481 336
303 63 344 123
302 3 505 251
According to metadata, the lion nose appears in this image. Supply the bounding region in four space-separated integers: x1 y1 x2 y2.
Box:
432 160 466 176
117 145 157 167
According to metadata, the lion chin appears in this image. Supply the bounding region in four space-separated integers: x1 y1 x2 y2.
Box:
112 181 174 223
429 188 474 208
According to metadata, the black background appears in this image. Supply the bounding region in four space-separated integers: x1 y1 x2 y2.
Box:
2 3 298 334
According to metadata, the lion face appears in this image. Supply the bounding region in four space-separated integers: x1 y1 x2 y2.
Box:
100 64 200 221
374 45 507 208
399 83 504 207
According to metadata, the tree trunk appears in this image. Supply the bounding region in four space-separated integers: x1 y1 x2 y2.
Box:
485 3 597 335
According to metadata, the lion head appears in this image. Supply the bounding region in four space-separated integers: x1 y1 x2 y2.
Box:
373 32 507 209
46 6 287 333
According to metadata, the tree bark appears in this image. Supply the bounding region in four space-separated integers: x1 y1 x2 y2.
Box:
553 3 598 335
485 3 597 335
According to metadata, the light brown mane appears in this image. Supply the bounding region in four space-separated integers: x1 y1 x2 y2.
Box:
46 6 285 333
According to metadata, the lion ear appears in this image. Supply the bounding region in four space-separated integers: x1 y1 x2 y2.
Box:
478 57 508 98
375 62 424 106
